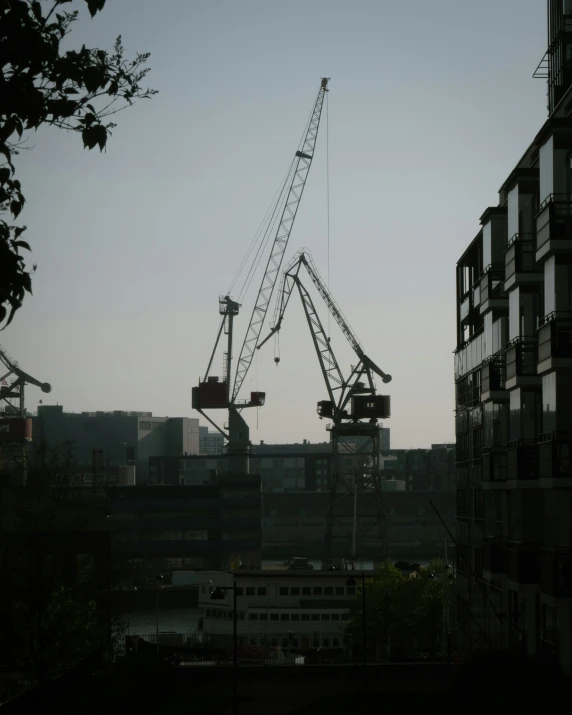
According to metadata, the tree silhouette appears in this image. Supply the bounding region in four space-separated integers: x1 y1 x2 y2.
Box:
0 0 157 326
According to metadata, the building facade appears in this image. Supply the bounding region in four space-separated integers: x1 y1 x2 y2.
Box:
108 476 262 585
199 426 225 455
34 405 200 484
454 0 572 671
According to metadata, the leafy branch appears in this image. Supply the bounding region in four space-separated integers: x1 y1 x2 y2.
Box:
0 0 157 327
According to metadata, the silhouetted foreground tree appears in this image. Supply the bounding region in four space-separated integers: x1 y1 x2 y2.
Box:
0 0 157 327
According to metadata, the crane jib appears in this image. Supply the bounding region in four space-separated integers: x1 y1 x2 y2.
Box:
296 151 312 160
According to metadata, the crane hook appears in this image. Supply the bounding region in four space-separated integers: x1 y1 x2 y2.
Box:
274 357 280 366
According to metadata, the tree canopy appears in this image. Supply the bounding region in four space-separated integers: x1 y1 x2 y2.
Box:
0 0 157 327
345 559 455 660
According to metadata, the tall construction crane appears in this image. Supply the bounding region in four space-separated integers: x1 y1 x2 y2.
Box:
192 79 329 477
258 249 392 569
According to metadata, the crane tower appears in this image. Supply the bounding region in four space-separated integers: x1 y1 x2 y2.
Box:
258 250 392 568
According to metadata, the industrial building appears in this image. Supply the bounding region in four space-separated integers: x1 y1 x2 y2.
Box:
108 475 262 585
454 0 572 671
34 405 200 484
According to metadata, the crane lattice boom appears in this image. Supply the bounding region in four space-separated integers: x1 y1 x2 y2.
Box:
232 79 329 403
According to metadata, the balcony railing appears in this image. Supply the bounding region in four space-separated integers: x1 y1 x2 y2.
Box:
506 440 538 480
505 337 537 380
536 194 572 252
506 542 540 584
504 233 536 282
537 312 572 363
480 266 505 306
540 548 572 598
538 433 572 478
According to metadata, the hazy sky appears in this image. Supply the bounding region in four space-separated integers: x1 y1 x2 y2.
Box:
5 0 547 448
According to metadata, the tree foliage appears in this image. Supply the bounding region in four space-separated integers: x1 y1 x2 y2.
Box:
0 0 157 327
345 559 455 660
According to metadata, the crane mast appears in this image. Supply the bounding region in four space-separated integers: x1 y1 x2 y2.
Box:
258 250 392 568
192 80 329 487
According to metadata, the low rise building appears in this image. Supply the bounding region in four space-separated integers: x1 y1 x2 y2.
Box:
34 405 200 484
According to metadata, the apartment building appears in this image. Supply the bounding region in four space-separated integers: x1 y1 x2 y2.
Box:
454 0 572 671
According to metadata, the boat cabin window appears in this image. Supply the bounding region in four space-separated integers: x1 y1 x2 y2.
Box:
302 587 311 595
246 587 255 596
311 613 320 621
279 587 288 596
290 587 300 595
335 587 344 595
324 587 334 595
301 614 310 621
270 614 279 621
257 587 267 596
313 587 323 595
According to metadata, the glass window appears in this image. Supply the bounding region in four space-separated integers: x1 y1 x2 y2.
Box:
333 638 339 647
259 613 268 621
248 613 258 621
301 614 310 621
246 587 255 596
331 613 340 621
270 613 279 621
311 613 320 621
321 613 330 621
279 587 288 596
341 613 349 621
346 587 355 596
302 587 311 595
236 587 244 596
324 586 333 595
313 587 323 595
280 613 289 621
291 613 300 621
290 587 300 596
322 638 330 647
257 587 267 596
335 586 344 595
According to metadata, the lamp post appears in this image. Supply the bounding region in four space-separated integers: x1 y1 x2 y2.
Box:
211 582 238 715
346 572 366 667
155 574 164 656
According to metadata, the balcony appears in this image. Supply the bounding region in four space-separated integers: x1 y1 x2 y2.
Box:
537 312 572 373
506 541 540 584
481 358 506 402
538 433 572 479
540 548 572 598
504 233 540 290
482 447 507 484
479 266 507 314
507 440 539 481
505 336 539 389
535 194 572 261
483 537 507 575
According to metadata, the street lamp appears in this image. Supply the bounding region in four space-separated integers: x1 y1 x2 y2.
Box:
346 572 366 667
211 583 238 715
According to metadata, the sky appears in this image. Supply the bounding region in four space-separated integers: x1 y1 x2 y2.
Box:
4 0 548 449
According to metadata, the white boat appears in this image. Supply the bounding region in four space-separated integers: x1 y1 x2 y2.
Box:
197 567 371 651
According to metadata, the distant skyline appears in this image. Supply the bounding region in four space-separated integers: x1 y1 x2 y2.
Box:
5 0 547 449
